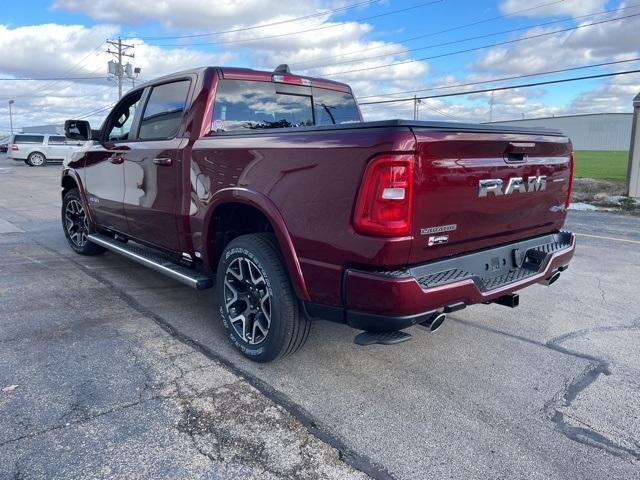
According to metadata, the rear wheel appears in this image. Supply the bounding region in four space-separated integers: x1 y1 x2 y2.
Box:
216 233 311 362
62 189 105 255
27 151 46 167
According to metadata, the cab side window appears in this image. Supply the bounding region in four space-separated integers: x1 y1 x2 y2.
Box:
138 80 190 140
106 91 143 142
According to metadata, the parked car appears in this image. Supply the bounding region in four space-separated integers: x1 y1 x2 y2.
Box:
60 65 575 362
7 133 84 166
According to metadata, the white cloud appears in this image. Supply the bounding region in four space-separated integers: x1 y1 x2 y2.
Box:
499 0 606 18
54 0 331 30
0 23 233 132
1 0 432 132
2 0 637 133
569 73 640 113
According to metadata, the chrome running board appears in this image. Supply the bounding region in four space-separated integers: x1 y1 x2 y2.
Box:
88 233 213 290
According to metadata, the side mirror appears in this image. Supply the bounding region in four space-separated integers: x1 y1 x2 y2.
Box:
64 120 93 141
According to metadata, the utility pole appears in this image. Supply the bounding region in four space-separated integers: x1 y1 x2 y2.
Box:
413 95 422 121
106 37 135 99
626 92 640 198
8 100 14 135
489 91 495 122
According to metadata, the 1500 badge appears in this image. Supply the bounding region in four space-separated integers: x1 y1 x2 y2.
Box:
421 224 456 247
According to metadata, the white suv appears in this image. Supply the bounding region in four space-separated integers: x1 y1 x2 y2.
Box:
7 133 84 166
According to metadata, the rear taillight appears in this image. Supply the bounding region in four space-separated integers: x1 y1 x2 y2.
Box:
353 154 415 236
565 152 574 209
11 144 18 151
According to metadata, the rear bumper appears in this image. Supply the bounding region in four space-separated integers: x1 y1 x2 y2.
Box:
307 231 575 331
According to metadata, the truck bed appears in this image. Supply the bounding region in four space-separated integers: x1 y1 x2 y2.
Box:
208 119 565 137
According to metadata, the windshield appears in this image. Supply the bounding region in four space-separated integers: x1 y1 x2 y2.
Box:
212 79 360 132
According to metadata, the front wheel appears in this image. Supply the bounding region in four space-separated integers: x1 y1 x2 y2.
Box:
61 189 105 255
216 233 311 362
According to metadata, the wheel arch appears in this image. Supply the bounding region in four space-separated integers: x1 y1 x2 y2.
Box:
203 188 310 301
61 170 97 228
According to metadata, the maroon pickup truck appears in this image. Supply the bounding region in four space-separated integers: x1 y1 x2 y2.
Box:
61 65 575 362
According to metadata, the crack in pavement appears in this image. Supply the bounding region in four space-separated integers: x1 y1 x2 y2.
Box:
35 241 395 480
35 235 639 475
450 316 640 463
595 277 608 305
0 397 152 449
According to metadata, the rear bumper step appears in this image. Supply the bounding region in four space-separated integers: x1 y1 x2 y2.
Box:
88 233 213 290
307 231 575 331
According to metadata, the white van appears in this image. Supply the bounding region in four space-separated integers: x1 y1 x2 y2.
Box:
7 133 84 166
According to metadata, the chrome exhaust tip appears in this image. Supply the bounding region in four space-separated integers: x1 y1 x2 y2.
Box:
430 313 447 332
419 312 446 332
541 271 561 286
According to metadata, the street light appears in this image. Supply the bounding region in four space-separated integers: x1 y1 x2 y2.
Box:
8 100 14 135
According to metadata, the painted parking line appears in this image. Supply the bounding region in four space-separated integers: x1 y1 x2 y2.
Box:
575 232 640 245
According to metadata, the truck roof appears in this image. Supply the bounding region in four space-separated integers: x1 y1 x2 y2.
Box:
134 66 352 93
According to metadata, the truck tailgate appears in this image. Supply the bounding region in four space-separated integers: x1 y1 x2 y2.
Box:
409 129 572 264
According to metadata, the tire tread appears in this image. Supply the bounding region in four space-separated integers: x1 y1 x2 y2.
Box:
218 233 311 362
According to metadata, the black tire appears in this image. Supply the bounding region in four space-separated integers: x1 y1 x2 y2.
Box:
216 233 311 363
27 151 47 167
61 188 106 255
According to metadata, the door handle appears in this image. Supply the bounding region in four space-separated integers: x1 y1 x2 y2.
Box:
153 157 173 166
110 156 124 164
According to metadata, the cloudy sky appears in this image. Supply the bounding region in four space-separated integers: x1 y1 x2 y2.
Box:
1 0 639 134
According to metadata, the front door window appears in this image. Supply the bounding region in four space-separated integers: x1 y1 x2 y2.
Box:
106 92 142 141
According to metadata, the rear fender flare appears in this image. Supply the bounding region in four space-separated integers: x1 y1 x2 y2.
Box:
203 188 310 301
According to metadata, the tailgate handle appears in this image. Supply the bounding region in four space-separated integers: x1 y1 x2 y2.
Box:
504 142 535 163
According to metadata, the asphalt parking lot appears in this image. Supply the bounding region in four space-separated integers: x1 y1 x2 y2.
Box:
1 155 639 479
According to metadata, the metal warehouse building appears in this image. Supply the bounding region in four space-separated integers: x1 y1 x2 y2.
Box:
486 113 632 151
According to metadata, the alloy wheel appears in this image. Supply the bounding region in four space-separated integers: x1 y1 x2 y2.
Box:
30 153 45 166
223 256 272 345
65 199 88 247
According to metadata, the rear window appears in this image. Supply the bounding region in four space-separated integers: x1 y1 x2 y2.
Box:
48 136 67 145
13 135 44 144
313 89 361 126
212 79 360 132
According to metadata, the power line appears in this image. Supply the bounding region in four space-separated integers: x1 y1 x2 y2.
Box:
358 57 640 99
291 0 572 69
137 0 383 40
0 41 107 102
0 76 106 81
295 3 640 70
327 12 640 76
421 99 462 120
357 69 640 105
25 41 106 90
75 104 115 120
146 0 446 47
